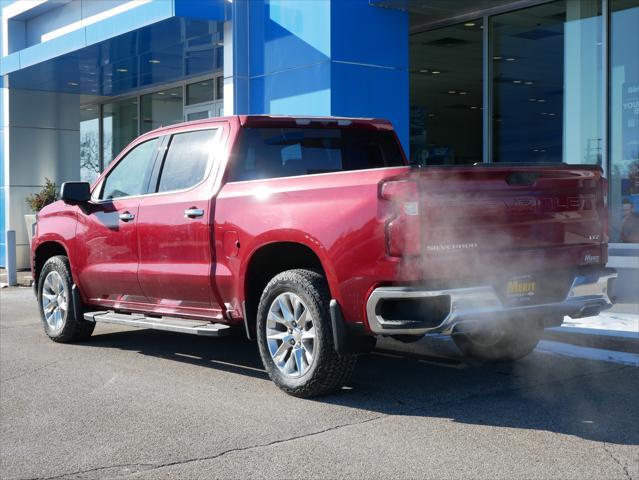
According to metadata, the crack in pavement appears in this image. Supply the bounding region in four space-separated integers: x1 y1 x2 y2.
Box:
602 442 633 480
19 415 387 480
21 463 158 480
52 365 633 479
10 357 634 480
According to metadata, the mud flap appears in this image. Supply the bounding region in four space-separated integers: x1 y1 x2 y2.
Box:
330 299 376 356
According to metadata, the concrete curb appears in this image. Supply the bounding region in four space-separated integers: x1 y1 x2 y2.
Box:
543 327 639 354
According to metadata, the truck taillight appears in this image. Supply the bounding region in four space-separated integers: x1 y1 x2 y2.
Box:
380 180 420 257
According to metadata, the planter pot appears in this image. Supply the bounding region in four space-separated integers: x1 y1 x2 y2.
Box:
24 214 37 245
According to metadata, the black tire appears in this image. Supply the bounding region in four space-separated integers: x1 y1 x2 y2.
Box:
256 269 357 398
452 318 543 364
37 255 94 343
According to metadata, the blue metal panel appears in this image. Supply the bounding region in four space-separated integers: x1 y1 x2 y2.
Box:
1 0 227 77
174 0 229 22
332 0 407 69
84 0 175 45
330 0 409 153
331 61 408 154
18 29 86 70
239 0 409 153
247 0 330 77
0 54 21 76
231 0 250 80
249 61 331 115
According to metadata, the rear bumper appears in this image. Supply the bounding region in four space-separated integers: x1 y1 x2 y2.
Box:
365 268 617 336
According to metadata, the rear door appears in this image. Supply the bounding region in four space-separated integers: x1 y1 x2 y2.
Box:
76 137 161 304
136 125 225 319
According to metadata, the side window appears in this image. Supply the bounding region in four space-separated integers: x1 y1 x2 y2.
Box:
100 138 159 200
157 129 218 193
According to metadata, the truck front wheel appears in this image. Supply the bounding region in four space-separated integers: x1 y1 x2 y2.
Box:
37 255 94 343
452 318 543 364
256 269 357 397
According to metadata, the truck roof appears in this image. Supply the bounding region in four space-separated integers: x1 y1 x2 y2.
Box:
145 115 394 137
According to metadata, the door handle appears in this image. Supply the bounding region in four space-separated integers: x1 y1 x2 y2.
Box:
184 208 205 218
119 212 135 222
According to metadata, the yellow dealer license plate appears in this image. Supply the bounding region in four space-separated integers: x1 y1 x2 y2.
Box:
506 275 537 300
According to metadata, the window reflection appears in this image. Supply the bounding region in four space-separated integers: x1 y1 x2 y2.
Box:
491 1 602 164
80 105 100 183
102 98 139 165
610 0 639 243
409 20 483 165
141 87 183 134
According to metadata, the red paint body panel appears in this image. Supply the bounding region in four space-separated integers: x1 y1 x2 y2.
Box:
31 115 609 335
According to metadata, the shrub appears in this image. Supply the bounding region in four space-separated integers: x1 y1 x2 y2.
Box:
25 178 58 213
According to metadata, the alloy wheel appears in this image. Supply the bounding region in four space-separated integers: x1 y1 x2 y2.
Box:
266 292 316 378
41 271 68 332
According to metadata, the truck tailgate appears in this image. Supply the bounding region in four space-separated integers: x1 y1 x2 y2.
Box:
405 165 607 286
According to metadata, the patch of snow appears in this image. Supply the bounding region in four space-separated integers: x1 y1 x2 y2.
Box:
561 312 639 334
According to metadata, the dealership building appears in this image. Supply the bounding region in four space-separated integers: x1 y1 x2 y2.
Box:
1 0 638 277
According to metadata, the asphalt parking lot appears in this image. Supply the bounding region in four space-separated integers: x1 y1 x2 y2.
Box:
1 287 638 480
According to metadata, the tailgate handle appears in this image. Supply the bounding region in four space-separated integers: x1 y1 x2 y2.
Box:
506 172 539 186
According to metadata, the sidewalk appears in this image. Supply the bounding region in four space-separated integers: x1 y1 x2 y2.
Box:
543 307 638 354
0 269 33 288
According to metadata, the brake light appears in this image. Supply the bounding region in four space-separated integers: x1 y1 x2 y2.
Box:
380 179 420 257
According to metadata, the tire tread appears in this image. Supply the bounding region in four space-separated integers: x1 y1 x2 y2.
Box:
38 255 94 343
256 269 357 398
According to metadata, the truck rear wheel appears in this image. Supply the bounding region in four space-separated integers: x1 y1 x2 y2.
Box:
256 269 357 398
452 318 543 363
37 255 94 343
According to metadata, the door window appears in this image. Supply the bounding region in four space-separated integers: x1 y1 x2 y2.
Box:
156 129 219 193
100 138 160 200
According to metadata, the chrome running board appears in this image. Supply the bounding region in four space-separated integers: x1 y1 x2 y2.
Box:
84 311 232 337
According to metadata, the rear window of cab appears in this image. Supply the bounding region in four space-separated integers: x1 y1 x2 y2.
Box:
228 127 405 182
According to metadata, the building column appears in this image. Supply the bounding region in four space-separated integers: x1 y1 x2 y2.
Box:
231 0 409 152
5 89 80 269
1 82 7 267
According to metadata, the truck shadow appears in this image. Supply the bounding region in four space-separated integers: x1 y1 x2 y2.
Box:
85 328 638 447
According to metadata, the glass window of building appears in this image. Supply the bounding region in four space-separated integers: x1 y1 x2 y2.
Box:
491 1 603 164
216 76 224 100
80 105 100 183
186 80 215 105
610 0 639 243
409 20 483 165
102 98 139 165
141 87 183 134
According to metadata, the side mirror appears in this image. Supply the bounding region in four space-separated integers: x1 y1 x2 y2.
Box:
60 181 91 204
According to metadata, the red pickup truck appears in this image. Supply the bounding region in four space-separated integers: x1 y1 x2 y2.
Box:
31 115 616 397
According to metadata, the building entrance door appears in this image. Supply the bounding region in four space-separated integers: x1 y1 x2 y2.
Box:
184 101 223 121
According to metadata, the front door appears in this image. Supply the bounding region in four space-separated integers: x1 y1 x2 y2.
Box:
75 137 162 305
136 126 225 319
